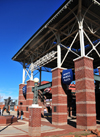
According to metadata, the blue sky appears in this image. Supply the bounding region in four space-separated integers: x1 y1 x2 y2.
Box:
0 0 66 101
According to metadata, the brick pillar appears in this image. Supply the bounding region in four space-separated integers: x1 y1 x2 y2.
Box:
52 67 67 125
74 56 96 129
18 84 26 117
25 80 34 120
28 104 42 137
98 67 100 75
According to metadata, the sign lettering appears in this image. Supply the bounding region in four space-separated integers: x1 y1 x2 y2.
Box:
62 69 73 85
31 51 57 71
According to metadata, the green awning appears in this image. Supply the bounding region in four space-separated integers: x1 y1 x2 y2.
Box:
94 74 100 81
32 82 52 92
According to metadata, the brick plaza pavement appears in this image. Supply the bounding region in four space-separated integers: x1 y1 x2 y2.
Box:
0 111 100 137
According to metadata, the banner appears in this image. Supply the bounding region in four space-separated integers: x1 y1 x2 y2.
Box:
62 69 73 85
22 85 27 99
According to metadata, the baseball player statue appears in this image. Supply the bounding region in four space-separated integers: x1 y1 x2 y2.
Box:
2 97 11 115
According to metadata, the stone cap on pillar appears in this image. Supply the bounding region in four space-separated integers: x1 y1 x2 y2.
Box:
27 80 34 86
51 67 67 72
27 80 34 82
19 83 26 86
29 104 42 108
73 56 94 62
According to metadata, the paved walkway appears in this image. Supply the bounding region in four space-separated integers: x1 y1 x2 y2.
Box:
0 111 100 137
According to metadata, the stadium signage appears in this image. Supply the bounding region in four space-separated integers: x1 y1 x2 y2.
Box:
31 51 57 71
62 69 73 85
22 85 27 99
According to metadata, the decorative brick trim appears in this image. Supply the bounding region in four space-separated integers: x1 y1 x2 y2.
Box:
18 105 26 107
76 101 96 104
76 78 94 82
77 113 96 116
52 113 67 115
52 94 66 97
75 66 93 72
52 122 67 125
26 92 33 94
19 88 25 91
19 100 26 101
77 125 96 129
27 86 33 88
52 85 62 88
76 89 94 93
18 105 32 107
25 111 29 113
27 99 33 101
29 104 42 108
25 117 29 120
52 103 67 106
19 94 23 96
52 76 61 80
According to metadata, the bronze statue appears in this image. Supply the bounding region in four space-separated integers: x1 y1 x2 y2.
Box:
2 97 11 115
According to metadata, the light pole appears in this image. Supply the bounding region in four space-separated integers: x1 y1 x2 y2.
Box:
33 78 39 104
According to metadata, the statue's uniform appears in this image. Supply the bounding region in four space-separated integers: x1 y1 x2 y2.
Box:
2 97 11 115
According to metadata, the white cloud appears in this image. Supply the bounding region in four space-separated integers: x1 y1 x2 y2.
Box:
0 93 18 102
0 88 18 102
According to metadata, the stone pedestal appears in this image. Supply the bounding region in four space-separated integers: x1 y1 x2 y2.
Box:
0 115 17 125
52 67 67 125
74 56 96 129
28 104 42 137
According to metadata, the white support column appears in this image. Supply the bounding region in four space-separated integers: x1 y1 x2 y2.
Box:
57 33 61 68
30 55 34 80
79 21 85 56
22 66 25 84
77 0 85 57
30 62 33 80
39 67 41 85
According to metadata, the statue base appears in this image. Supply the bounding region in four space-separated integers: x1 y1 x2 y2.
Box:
0 115 17 125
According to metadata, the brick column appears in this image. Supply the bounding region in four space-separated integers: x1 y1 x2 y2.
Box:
28 104 42 137
52 67 67 125
98 67 100 75
74 56 96 129
25 80 34 120
18 84 26 117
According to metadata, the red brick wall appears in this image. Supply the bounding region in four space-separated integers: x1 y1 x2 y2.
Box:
18 84 26 116
25 80 34 120
74 56 96 129
52 67 67 125
28 106 41 137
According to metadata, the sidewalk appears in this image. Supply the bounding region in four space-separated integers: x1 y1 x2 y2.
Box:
0 111 100 137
